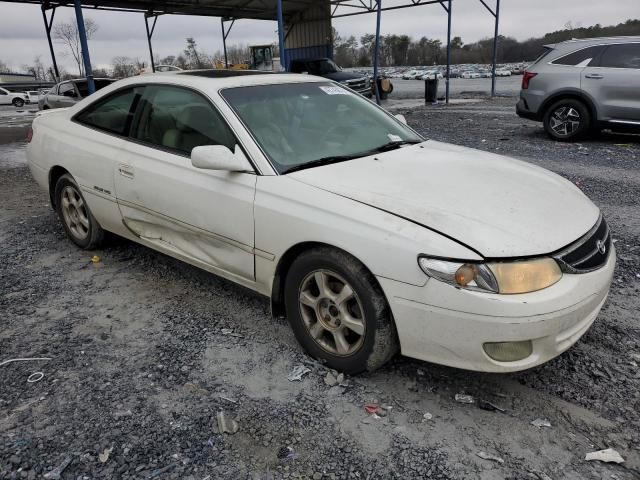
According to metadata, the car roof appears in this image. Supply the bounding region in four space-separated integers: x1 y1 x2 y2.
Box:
112 71 327 91
548 35 640 50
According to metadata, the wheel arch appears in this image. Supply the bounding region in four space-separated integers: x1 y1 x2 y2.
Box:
540 89 598 123
270 241 387 320
48 165 70 208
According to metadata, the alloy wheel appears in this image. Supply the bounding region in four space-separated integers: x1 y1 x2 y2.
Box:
298 269 366 356
60 185 90 240
549 106 581 137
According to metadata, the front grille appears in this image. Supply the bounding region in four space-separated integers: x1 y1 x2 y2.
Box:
343 78 368 92
555 215 611 273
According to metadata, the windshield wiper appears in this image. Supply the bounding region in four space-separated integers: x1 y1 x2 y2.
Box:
281 154 362 174
371 139 422 153
281 140 421 174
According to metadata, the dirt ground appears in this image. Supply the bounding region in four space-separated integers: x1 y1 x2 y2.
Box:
1 100 639 480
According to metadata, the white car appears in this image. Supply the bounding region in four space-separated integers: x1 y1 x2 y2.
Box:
0 87 28 107
419 71 444 80
496 69 512 77
461 71 481 79
140 64 184 75
402 69 426 80
26 72 615 374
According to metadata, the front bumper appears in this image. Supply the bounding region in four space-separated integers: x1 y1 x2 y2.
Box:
378 248 615 372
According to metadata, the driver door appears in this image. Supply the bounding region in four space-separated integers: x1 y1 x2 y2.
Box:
114 84 257 282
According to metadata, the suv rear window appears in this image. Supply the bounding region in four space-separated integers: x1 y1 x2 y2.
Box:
531 47 553 65
599 43 640 69
551 45 606 66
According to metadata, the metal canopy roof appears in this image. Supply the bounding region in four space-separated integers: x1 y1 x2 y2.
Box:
5 0 319 19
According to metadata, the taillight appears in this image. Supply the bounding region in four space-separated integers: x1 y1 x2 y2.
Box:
26 127 33 143
522 71 537 90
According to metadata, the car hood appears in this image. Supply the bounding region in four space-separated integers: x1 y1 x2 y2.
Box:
289 140 599 258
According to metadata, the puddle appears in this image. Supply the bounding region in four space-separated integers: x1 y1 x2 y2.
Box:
0 142 27 168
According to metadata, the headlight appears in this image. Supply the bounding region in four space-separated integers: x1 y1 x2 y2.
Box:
418 257 561 294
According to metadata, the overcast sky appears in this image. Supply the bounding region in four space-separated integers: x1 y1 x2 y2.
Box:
0 0 637 72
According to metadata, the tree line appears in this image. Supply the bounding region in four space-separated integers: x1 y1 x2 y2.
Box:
333 19 640 67
3 18 638 81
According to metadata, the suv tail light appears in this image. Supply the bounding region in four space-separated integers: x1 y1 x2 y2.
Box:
522 71 537 90
26 127 33 143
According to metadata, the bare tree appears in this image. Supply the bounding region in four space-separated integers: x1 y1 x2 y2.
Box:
53 18 98 76
0 59 9 71
112 56 140 78
21 56 48 80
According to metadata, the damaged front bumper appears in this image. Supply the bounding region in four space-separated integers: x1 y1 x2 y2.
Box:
377 247 615 373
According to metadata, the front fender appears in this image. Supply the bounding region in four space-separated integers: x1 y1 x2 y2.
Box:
253 176 481 295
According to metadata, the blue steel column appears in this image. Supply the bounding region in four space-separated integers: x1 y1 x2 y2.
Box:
445 0 452 104
276 0 286 70
491 0 500 97
73 0 95 94
373 0 382 105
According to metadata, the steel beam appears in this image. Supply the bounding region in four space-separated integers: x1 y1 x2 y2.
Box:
221 18 235 68
276 0 286 70
444 0 451 103
73 0 95 93
491 0 500 97
41 5 60 81
373 0 382 104
144 13 158 73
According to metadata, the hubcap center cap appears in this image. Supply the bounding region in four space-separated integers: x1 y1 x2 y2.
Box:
318 299 341 329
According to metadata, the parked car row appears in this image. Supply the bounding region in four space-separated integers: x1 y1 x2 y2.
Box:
346 63 526 80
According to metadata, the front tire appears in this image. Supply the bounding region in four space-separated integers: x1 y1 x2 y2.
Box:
12 98 25 107
284 247 398 374
543 98 591 141
54 174 104 249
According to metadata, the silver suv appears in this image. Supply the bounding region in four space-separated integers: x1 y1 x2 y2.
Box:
517 36 640 141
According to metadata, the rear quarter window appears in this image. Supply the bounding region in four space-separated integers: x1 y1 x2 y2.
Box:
551 45 606 66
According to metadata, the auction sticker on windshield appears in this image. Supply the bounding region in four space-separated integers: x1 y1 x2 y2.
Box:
319 86 349 95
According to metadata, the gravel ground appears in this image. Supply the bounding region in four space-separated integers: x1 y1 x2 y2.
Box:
1 99 639 480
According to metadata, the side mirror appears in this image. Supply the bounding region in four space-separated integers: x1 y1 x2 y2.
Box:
394 114 408 125
191 144 253 172
63 90 77 98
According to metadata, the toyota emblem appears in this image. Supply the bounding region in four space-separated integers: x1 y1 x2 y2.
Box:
596 239 606 255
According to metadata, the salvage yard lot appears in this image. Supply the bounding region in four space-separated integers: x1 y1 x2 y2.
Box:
1 99 639 479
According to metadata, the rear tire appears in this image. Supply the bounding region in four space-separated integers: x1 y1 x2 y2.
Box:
284 247 398 374
54 174 104 249
12 98 24 107
543 98 591 141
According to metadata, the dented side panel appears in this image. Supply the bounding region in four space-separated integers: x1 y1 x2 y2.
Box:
114 141 257 281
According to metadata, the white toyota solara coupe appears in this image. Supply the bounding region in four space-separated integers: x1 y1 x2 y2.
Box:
26 71 615 374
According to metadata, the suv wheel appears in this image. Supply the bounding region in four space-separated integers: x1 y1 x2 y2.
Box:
12 98 25 107
543 98 591 141
284 247 398 374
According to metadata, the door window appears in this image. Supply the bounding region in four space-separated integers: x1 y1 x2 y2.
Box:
551 45 606 66
58 82 76 97
130 85 235 156
75 87 143 136
599 43 640 69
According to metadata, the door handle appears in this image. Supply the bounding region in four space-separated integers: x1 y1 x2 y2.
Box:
585 74 604 79
118 163 134 179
